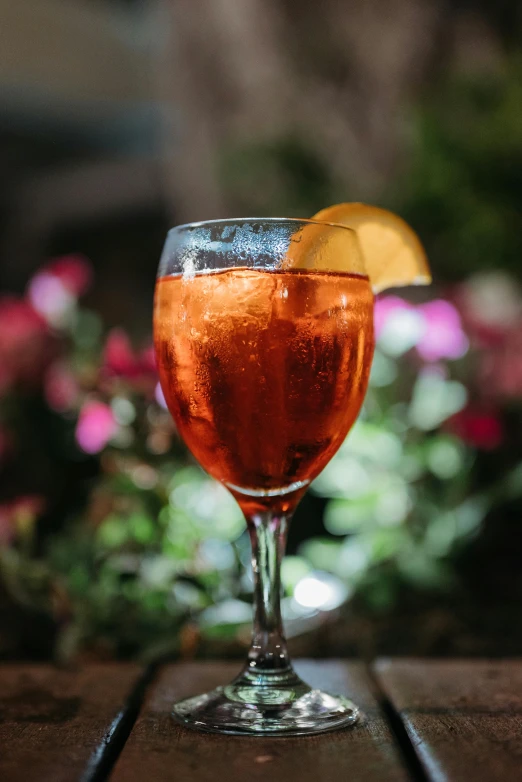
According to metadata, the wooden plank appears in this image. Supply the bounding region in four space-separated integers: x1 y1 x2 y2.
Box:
0 664 143 782
375 659 522 782
112 660 409 782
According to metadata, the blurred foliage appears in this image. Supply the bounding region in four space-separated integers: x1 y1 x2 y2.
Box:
1 250 522 662
394 57 522 281
219 58 522 283
2 56 522 660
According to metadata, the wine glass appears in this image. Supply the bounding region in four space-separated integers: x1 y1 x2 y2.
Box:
154 218 374 735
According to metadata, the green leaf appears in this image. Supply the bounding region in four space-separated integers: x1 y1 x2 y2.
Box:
97 515 129 548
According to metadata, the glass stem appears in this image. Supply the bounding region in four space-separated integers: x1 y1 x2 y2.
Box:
245 511 292 674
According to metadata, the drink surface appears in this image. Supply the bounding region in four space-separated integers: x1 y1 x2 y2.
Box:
154 267 374 503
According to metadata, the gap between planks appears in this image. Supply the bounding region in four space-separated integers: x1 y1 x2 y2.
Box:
366 662 429 782
85 662 159 782
110 660 414 782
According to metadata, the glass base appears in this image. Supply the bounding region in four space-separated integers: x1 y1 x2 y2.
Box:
172 668 359 736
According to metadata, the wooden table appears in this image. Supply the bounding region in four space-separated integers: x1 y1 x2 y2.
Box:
1 659 520 781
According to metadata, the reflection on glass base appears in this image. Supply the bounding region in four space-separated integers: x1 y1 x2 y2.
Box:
224 479 310 498
172 671 359 736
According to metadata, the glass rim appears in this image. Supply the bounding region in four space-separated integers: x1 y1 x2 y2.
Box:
167 216 357 236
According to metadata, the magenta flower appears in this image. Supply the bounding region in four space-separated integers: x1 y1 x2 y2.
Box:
45 255 92 297
374 296 413 338
416 300 469 362
103 330 157 390
104 329 142 377
374 295 426 357
449 406 503 451
27 255 92 326
75 400 117 454
0 296 55 393
27 273 74 325
375 295 469 362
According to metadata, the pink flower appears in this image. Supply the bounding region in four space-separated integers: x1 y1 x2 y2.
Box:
449 407 503 451
451 275 522 399
44 362 79 412
103 330 157 388
45 255 92 297
75 400 117 454
104 329 139 377
0 496 44 545
0 296 55 393
373 295 426 357
416 300 469 362
27 273 74 325
27 255 92 326
375 295 469 363
374 296 413 338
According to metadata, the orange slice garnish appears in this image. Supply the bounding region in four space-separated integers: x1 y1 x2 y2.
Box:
310 203 431 293
282 217 368 277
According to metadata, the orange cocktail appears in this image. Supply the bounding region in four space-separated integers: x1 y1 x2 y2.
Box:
154 267 374 514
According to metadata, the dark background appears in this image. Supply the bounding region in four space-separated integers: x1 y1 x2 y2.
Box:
2 1 521 318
